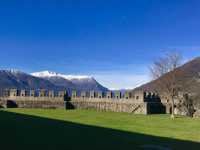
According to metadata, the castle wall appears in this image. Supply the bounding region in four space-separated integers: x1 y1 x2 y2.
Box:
0 89 165 114
70 98 165 114
7 96 64 101
70 98 148 114
0 98 65 109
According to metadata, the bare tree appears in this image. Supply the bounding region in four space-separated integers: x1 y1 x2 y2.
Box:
150 52 182 119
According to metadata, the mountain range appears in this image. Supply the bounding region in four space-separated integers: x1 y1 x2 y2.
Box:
0 70 108 92
1 56 200 95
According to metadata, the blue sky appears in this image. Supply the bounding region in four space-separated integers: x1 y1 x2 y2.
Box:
0 0 200 89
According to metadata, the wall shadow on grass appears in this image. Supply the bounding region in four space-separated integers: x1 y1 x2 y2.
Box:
0 110 199 150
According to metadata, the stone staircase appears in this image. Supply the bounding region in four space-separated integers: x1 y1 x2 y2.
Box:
129 104 141 113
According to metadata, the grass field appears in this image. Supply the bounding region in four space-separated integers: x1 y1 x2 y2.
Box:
0 108 200 150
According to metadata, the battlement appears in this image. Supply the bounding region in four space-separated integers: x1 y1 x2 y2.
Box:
0 89 164 114
0 89 161 103
0 89 68 101
71 90 161 102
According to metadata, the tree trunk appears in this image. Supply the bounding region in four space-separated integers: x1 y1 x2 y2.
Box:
171 96 175 119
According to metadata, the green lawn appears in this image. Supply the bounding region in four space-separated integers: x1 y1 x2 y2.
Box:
0 108 200 150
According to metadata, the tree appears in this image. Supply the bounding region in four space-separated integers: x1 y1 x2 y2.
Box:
150 52 182 119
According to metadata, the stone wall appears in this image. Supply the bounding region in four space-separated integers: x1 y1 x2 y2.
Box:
0 99 65 109
7 96 64 101
70 98 165 114
0 89 165 114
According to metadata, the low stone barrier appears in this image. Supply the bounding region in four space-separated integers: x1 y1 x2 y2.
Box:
0 99 65 109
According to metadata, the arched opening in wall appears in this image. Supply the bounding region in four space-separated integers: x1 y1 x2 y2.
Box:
136 96 139 100
6 100 18 108
107 96 110 98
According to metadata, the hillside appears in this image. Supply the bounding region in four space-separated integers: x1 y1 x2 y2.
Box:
135 57 200 93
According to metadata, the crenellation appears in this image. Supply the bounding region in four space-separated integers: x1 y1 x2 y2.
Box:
115 91 121 99
89 91 97 98
124 91 131 99
3 89 10 97
39 89 46 97
72 90 77 98
58 91 66 97
20 90 29 97
0 88 164 114
30 90 35 97
97 91 103 98
106 91 113 98
48 90 54 98
81 91 90 98
10 89 18 97
0 89 160 102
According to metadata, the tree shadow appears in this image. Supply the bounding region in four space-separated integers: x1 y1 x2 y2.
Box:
0 110 199 150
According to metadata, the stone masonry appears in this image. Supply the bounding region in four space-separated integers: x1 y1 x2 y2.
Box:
0 89 165 114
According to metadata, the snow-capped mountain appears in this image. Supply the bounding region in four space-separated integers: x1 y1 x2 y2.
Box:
31 71 92 80
0 70 108 92
0 70 62 90
31 71 108 92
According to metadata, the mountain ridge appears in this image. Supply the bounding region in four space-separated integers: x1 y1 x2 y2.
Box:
133 56 200 93
31 71 108 92
0 70 108 92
